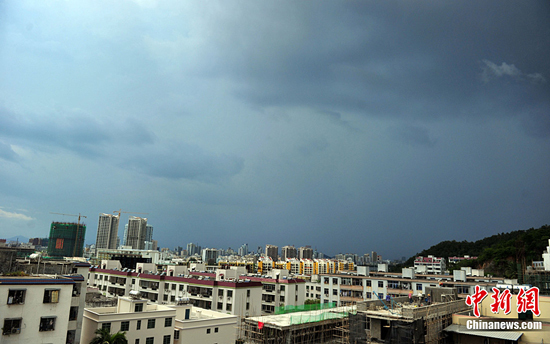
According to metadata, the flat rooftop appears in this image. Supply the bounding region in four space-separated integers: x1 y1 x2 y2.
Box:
247 306 355 329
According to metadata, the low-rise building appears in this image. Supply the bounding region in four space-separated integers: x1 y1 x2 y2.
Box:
414 255 446 274
88 265 264 318
320 268 511 306
0 265 88 344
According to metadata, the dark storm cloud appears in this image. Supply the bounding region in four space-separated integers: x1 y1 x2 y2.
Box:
0 107 155 157
388 124 437 147
205 1 550 129
1 0 549 258
122 141 244 182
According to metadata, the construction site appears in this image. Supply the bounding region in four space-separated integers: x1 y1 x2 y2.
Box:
239 287 468 344
240 304 355 344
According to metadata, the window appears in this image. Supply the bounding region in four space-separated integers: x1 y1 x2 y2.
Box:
218 302 223 309
163 335 171 344
174 330 180 340
163 294 168 301
226 303 232 311
73 283 81 296
207 328 211 334
366 292 372 299
171 284 176 290
185 309 190 319
416 284 423 291
366 280 371 287
215 327 219 333
147 319 155 329
69 306 79 321
121 321 130 331
146 338 154 344
247 290 251 297
218 289 224 297
43 289 60 303
39 317 56 331
165 317 172 327
333 278 338 284
333 289 337 296
137 320 142 330
280 296 285 302
135 339 140 344
179 285 184 291
246 302 250 310
379 293 384 299
102 323 111 332
7 289 26 305
3 318 21 335
227 290 233 298
132 279 136 284
280 286 285 291
135 303 144 312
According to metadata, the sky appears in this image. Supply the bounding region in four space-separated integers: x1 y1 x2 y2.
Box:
0 1 549 259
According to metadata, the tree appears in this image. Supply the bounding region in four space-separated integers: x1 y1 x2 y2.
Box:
89 328 128 344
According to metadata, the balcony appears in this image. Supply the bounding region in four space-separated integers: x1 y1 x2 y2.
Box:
387 288 410 295
340 284 363 291
340 296 363 302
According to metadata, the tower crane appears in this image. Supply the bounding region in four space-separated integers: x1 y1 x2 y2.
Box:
49 212 87 256
113 209 149 218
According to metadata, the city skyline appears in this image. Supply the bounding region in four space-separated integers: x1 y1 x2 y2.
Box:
0 1 549 260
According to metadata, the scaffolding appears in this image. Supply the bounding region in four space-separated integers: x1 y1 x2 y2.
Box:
240 306 355 344
46 222 86 258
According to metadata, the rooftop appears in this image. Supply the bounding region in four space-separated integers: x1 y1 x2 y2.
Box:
247 305 355 329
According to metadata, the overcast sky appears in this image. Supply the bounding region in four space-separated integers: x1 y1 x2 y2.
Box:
1 1 549 259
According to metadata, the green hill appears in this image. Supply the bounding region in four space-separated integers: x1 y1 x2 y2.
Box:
400 224 550 278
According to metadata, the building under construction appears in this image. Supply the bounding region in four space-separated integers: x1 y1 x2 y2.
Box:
240 304 355 344
340 288 468 344
239 287 468 344
47 221 86 258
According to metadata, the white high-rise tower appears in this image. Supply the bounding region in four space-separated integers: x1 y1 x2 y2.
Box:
95 213 120 249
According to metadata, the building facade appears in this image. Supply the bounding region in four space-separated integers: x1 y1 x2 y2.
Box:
124 217 148 250
0 264 88 344
47 222 87 258
95 214 120 250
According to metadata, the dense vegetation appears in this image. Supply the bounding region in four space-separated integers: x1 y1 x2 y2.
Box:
399 224 550 278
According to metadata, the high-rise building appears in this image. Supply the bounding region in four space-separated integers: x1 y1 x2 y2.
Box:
124 216 148 250
238 243 249 257
265 244 278 261
202 248 219 263
95 213 119 249
281 245 297 260
187 243 201 256
299 246 313 260
47 222 86 258
371 251 378 264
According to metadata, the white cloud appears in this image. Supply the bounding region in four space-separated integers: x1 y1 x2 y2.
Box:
0 208 34 221
481 60 546 84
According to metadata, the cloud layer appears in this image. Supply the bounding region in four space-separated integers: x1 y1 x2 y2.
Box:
0 0 548 258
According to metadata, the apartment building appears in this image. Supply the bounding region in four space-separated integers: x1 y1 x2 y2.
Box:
258 257 353 276
0 264 88 344
320 267 511 306
95 213 120 250
414 255 446 274
88 264 263 318
305 280 322 301
244 269 306 314
83 295 239 344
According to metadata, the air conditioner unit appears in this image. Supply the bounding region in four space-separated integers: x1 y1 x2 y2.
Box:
12 328 20 334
